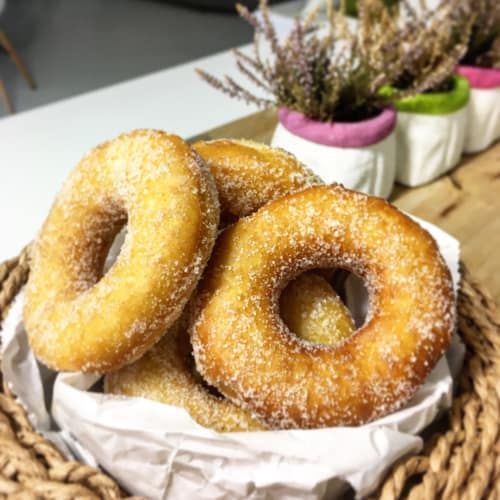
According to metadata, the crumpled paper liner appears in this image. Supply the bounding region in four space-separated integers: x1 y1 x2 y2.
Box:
1 217 461 499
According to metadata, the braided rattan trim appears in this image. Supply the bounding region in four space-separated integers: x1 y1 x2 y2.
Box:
0 257 498 500
0 253 141 500
376 266 500 500
0 246 30 322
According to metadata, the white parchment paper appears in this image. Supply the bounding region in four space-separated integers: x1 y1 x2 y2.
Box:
1 218 461 500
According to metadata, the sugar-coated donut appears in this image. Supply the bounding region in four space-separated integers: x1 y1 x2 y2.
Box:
191 184 455 429
280 272 354 345
24 130 219 373
105 313 265 432
193 139 321 223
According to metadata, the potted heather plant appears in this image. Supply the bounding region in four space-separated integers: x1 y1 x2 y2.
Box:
197 0 404 198
456 0 500 153
376 0 472 187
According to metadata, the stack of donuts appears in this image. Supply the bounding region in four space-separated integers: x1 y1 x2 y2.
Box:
23 130 455 432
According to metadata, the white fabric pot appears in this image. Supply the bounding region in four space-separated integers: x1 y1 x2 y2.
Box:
391 75 470 187
464 87 500 153
270 107 397 199
395 106 468 187
456 65 500 154
272 124 396 198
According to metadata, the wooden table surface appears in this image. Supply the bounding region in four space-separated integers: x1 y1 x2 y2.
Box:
194 109 500 304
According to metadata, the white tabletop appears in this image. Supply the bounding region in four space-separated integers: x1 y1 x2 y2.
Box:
0 46 263 262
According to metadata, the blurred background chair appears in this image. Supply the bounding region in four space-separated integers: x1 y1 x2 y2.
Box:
0 0 256 118
0 0 36 113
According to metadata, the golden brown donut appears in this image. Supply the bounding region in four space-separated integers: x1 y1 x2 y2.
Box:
105 314 265 432
191 184 455 429
193 139 321 223
24 130 219 373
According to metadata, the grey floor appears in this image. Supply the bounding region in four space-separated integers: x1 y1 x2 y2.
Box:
0 0 258 118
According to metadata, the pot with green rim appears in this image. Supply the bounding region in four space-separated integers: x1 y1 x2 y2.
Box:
381 74 470 187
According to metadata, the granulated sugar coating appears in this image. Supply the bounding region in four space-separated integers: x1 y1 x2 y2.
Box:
105 310 265 432
23 130 220 373
191 185 456 429
193 139 321 224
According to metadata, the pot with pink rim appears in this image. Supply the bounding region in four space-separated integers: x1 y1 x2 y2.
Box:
456 65 500 153
271 106 397 199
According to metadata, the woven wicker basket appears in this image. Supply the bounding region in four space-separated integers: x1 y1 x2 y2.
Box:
0 246 499 500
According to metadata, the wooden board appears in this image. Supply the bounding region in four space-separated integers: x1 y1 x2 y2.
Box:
194 109 500 303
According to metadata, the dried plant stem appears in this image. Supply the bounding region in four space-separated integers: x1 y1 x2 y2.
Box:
461 0 500 68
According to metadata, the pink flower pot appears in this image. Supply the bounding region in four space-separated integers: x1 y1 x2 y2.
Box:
456 65 500 153
271 107 397 198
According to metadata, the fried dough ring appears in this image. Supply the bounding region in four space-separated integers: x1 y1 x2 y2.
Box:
191 185 455 429
193 139 321 223
24 130 219 373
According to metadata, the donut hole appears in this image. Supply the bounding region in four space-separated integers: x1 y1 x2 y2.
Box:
279 269 368 346
66 205 127 295
333 269 368 329
102 222 128 275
